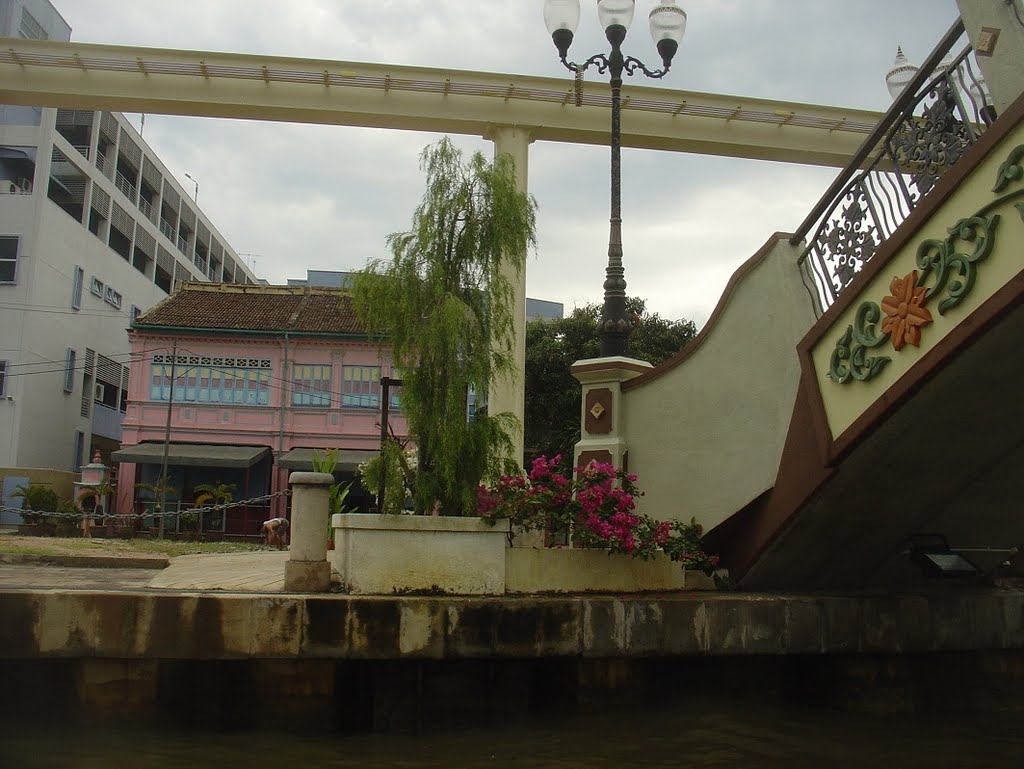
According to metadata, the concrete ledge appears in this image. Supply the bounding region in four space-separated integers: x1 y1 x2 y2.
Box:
331 515 508 595
331 514 510 533
2 588 1022 661
506 548 716 593
0 554 169 570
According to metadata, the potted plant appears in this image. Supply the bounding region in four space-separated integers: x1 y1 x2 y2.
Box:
192 480 236 537
11 483 63 536
309 449 354 550
478 457 722 593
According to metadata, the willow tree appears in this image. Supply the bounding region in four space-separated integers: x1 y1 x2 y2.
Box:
352 138 537 516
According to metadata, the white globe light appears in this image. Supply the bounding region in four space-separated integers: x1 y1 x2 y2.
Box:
598 0 636 31
544 0 581 36
649 1 687 44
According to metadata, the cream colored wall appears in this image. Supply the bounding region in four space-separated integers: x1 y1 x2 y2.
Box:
622 238 815 531
957 0 1024 114
0 467 77 501
811 122 1024 440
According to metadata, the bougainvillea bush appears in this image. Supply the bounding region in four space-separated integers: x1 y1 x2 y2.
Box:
477 456 720 574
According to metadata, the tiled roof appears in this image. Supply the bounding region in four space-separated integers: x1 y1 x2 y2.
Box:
134 283 365 335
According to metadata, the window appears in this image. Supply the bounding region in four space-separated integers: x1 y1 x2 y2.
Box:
73 430 85 472
149 362 270 406
63 348 76 393
342 365 381 409
0 360 7 397
130 305 140 323
0 236 18 283
388 367 402 410
292 364 332 407
103 285 122 310
18 9 47 40
89 276 104 297
71 266 84 310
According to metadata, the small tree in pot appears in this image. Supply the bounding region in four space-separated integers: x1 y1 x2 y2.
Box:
353 137 537 516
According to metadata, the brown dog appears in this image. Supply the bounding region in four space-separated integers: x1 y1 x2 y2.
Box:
261 517 290 549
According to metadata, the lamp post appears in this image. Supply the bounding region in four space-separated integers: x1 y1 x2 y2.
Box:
544 0 686 357
184 172 199 203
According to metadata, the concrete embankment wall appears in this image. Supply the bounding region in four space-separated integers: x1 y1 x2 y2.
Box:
4 590 1024 661
3 589 1024 731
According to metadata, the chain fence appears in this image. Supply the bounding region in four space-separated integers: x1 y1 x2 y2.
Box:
0 490 290 524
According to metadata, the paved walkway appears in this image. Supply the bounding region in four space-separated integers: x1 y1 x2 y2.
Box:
0 550 295 592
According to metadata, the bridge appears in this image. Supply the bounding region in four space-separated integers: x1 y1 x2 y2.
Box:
0 38 884 461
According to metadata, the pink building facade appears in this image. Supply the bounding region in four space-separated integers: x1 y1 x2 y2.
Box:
113 283 406 535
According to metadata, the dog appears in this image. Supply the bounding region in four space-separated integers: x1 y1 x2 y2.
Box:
261 516 290 549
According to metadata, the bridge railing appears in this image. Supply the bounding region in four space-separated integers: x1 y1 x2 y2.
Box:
792 20 993 315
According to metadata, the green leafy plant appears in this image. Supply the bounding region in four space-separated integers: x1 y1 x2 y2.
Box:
352 137 537 516
136 479 179 518
11 483 62 526
358 441 413 514
192 480 236 532
478 457 720 574
310 448 356 515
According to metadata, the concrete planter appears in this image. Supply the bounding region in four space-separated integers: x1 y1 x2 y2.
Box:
331 514 511 595
505 547 716 593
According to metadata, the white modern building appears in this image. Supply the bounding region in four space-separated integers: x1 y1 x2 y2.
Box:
0 0 259 484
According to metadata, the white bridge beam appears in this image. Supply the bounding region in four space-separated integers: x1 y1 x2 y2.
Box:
0 39 881 167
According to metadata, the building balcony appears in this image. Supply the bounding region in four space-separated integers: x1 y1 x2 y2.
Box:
92 402 123 442
115 170 137 203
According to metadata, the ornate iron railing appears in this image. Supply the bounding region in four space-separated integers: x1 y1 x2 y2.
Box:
793 20 993 314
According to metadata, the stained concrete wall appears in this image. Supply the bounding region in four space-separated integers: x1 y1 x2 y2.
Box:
2 589 1023 661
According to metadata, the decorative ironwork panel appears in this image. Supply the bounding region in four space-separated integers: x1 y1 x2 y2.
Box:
887 81 970 198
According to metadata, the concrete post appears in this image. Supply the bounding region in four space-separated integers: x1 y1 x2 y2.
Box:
956 0 1024 115
571 357 654 475
283 471 333 592
484 124 532 468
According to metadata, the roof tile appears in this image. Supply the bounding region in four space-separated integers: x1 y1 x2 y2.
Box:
135 283 365 335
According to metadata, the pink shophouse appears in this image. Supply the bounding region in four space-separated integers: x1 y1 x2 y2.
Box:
113 282 405 535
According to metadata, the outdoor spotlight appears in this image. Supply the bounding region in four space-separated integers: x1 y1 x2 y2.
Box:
907 534 981 579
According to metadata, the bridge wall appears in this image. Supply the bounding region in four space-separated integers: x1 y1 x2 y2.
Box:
618 235 816 531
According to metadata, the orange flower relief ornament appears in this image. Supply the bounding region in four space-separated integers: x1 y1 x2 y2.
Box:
879 270 933 351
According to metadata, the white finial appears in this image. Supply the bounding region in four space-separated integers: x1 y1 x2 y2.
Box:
885 45 919 100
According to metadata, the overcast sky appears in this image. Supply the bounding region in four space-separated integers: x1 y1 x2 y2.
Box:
55 0 961 325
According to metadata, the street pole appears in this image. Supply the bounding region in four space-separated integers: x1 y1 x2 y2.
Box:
545 0 686 357
157 340 176 538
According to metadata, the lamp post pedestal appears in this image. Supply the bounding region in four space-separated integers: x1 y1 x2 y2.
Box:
570 356 652 474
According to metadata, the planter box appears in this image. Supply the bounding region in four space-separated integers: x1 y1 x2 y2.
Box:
331 514 510 595
505 548 717 593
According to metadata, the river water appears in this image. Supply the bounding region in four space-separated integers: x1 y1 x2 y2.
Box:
4 701 1021 769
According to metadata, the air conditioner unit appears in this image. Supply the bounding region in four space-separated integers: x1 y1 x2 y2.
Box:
94 383 106 401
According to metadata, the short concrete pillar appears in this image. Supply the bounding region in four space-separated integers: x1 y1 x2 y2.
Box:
284 471 333 592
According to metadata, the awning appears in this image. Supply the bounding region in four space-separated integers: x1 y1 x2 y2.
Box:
276 448 378 472
111 443 271 469
0 146 32 160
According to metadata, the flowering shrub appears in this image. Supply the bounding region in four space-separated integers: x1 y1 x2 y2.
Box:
478 456 720 574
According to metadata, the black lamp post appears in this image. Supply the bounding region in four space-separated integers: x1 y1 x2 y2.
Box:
544 0 686 357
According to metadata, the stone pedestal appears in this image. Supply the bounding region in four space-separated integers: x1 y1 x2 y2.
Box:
570 356 653 471
284 471 333 593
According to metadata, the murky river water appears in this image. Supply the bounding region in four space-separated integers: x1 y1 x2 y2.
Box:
4 701 1021 769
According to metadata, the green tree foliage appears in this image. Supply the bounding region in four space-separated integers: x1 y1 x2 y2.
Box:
524 297 698 464
352 138 538 516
